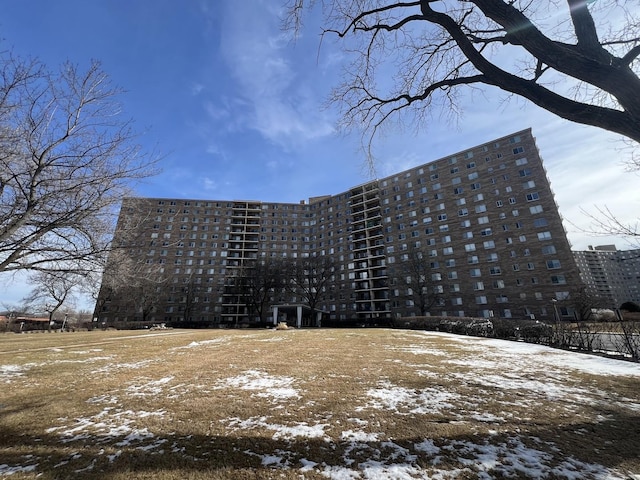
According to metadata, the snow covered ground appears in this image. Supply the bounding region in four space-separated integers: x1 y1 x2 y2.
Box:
0 330 638 479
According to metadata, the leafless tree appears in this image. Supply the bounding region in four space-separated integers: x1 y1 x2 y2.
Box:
22 271 81 326
572 285 609 321
286 1 640 155
286 255 335 319
0 53 157 276
123 268 167 323
391 245 440 316
579 205 639 246
179 272 203 323
230 259 288 325
94 249 167 323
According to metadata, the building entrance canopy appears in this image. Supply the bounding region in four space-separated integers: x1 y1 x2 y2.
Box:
272 304 326 328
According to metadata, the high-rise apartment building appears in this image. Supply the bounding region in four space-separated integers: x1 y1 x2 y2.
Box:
95 128 581 326
574 245 640 308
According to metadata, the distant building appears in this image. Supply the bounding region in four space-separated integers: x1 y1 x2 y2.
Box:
574 245 640 308
95 128 581 326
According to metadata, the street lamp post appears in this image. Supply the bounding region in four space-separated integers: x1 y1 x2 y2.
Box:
551 298 560 324
551 298 560 346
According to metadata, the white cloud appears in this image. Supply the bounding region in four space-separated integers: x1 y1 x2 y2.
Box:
190 82 204 96
216 2 335 148
202 177 218 191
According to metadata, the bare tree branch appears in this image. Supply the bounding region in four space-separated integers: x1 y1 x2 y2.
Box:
285 0 640 158
0 53 159 277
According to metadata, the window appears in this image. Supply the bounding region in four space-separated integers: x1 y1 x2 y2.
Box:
526 192 540 201
465 243 476 252
483 240 495 249
476 296 488 304
523 180 536 189
537 231 552 240
453 187 464 194
471 183 481 190
473 281 484 290
468 172 479 180
462 231 473 239
533 218 548 228
489 266 502 275
468 255 479 264
448 271 458 280
515 157 528 166
458 208 469 216
487 253 498 262
493 280 505 289
443 246 454 255
551 275 567 284
475 204 487 213
513 146 525 154
438 214 448 221
461 219 472 227
481 228 493 236
529 205 544 214
518 169 532 177
478 216 490 224
470 268 482 277
541 245 557 255
546 259 562 269
473 193 484 202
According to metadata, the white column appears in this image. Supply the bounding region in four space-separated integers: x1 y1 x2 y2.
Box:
272 306 279 326
296 305 302 328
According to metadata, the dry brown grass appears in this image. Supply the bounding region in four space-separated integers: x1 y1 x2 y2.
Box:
0 328 638 479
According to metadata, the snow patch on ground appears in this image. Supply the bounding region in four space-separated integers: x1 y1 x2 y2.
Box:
224 416 329 441
46 408 166 447
0 364 29 382
356 380 459 415
173 338 229 350
126 376 174 397
215 370 300 401
90 360 153 374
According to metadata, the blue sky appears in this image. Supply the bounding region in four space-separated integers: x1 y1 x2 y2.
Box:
1 0 638 307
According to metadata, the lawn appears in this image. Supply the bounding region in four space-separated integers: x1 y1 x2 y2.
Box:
0 328 638 479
